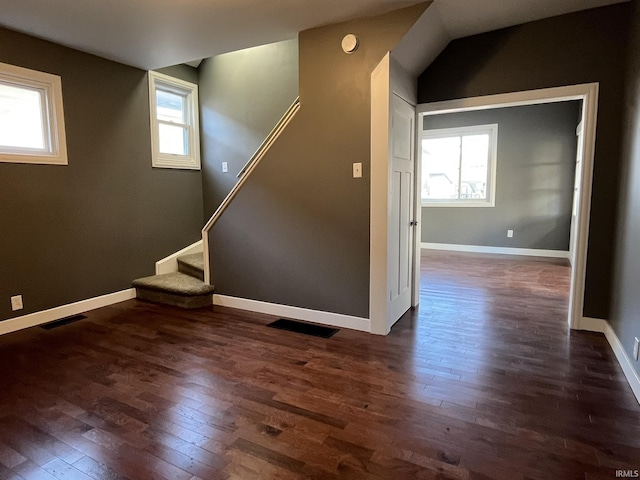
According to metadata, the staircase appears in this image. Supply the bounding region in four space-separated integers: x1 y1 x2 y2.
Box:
133 99 301 309
132 252 215 309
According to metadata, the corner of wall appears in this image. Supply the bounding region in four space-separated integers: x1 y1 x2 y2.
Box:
579 317 640 404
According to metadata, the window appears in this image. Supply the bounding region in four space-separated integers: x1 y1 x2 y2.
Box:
149 71 200 170
421 124 497 207
0 62 68 165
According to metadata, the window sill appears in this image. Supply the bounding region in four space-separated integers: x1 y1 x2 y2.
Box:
422 202 495 208
152 156 201 170
0 152 68 165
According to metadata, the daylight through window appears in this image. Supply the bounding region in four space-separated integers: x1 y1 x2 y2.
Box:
421 124 497 207
149 71 200 170
0 62 68 165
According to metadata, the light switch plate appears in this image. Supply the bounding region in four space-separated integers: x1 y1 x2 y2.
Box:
10 295 23 311
507 230 514 238
222 162 228 173
353 163 362 178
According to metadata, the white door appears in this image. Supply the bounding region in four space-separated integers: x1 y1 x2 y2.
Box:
388 94 415 327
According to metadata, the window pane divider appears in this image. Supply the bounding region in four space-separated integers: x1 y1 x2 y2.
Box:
157 119 189 130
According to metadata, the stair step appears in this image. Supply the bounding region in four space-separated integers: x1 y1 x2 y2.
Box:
177 253 205 281
132 271 215 309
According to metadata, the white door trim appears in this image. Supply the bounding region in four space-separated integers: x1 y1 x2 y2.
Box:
371 54 422 335
416 83 599 330
370 54 392 335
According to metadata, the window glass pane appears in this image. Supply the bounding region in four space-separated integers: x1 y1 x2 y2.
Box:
159 124 187 155
156 89 185 123
460 134 489 199
422 136 460 200
0 82 45 149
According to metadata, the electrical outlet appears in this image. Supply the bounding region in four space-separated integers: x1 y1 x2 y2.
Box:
507 230 514 238
634 337 639 361
10 295 23 311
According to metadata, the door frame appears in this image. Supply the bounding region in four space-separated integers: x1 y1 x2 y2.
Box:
415 83 599 330
371 53 422 335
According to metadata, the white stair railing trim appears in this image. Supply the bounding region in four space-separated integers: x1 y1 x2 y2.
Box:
202 97 300 285
236 98 300 179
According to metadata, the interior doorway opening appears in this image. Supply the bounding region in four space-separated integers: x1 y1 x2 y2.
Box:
414 84 599 329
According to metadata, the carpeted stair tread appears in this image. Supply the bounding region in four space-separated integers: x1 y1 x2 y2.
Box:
132 272 215 296
177 253 205 281
177 253 204 271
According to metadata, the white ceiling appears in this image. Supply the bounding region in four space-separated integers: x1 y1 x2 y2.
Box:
0 0 629 71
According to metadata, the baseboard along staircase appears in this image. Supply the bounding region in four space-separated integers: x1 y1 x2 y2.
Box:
132 253 215 309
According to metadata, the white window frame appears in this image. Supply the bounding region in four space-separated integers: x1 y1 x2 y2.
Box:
421 123 498 208
0 62 68 165
148 71 200 170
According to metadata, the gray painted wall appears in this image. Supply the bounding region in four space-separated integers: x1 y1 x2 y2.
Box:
207 4 428 318
417 3 630 320
156 64 199 84
0 27 204 322
611 0 640 381
421 102 580 250
199 40 299 218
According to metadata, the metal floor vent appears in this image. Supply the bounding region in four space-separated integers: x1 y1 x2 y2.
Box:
267 318 338 338
40 314 87 330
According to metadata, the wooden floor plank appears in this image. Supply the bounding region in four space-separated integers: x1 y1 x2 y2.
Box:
0 250 638 479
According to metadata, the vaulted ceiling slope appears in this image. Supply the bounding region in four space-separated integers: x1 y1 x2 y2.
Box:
396 0 629 76
0 0 629 71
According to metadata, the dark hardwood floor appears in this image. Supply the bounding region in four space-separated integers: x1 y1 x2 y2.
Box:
0 250 639 479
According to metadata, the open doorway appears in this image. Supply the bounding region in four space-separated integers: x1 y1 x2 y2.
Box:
414 84 599 329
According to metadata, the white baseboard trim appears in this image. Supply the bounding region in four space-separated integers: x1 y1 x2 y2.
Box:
156 240 203 275
0 288 137 336
421 242 570 259
579 316 607 332
579 317 640 404
213 294 371 333
603 322 640 404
